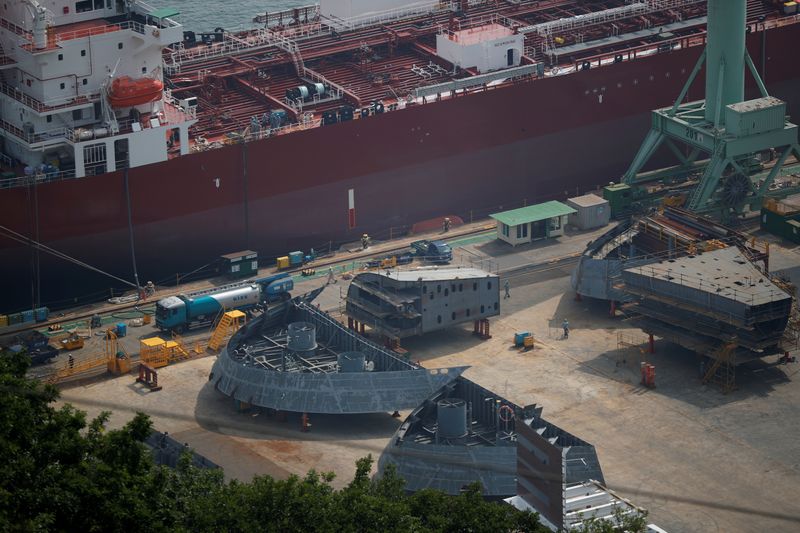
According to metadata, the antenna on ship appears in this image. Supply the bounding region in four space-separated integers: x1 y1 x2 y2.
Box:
620 0 800 219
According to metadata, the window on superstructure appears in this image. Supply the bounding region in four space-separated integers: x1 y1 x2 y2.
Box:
76 0 92 13
118 43 123 50
82 79 88 86
59 82 65 90
94 0 103 9
81 50 86 57
72 110 82 120
46 115 52 123
57 54 63 61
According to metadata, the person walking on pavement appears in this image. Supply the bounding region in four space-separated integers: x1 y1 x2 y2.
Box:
504 279 510 299
562 319 570 339
443 217 451 232
327 267 337 285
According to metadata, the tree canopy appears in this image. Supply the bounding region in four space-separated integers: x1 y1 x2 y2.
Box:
0 351 549 532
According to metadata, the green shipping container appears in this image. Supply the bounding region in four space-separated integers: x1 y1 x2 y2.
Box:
760 208 800 243
8 313 23 325
221 250 258 278
603 183 633 217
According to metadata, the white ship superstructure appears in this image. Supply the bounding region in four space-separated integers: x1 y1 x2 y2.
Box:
0 0 196 179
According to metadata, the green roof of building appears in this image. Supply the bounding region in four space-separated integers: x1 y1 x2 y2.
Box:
489 201 576 226
150 7 180 19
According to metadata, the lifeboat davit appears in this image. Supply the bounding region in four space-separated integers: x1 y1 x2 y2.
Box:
108 76 164 108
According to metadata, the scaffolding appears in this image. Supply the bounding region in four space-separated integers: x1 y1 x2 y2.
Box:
139 335 194 368
703 339 738 394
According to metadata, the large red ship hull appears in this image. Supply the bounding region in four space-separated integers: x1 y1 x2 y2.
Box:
2 23 799 309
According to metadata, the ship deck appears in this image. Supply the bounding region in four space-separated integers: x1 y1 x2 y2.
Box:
165 0 785 149
165 0 780 145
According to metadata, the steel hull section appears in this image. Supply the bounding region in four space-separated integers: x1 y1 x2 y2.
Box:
210 302 469 414
1 24 799 308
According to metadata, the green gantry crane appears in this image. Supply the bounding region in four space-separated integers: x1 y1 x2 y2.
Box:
620 0 800 219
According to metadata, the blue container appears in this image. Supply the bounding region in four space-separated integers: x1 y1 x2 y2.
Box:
116 322 127 338
35 307 49 322
21 309 35 323
288 251 304 265
514 332 531 347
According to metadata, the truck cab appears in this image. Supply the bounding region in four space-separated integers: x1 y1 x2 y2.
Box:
428 240 453 262
155 296 187 331
410 239 453 263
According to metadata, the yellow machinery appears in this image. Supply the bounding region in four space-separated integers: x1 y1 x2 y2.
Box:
523 335 535 350
662 192 687 208
139 335 193 369
60 333 84 351
106 329 131 375
207 310 246 351
380 256 397 269
140 337 169 368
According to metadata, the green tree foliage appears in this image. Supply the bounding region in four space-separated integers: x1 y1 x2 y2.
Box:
0 351 547 532
573 506 649 533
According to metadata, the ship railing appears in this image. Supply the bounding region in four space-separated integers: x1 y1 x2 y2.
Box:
246 4 324 39
252 4 321 29
0 83 99 113
523 0 706 42
301 68 345 98
562 32 705 74
442 0 494 10
414 63 541 99
166 27 283 69
647 0 706 10
191 117 321 152
65 105 181 144
54 19 147 45
133 0 182 28
0 167 77 189
0 16 31 39
322 0 442 31
284 89 342 113
270 21 329 41
518 3 649 37
761 12 800 30
163 88 197 120
0 120 70 147
438 12 513 38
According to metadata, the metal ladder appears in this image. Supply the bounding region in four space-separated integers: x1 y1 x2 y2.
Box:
703 339 738 393
208 310 246 351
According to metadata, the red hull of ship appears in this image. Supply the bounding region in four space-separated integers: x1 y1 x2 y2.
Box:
2 23 799 309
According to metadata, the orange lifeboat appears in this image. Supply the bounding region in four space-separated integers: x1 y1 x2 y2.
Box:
108 76 164 108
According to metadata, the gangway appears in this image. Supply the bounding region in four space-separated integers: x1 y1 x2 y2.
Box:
208 310 246 351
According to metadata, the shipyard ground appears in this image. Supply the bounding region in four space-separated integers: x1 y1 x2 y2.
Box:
50 226 800 533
